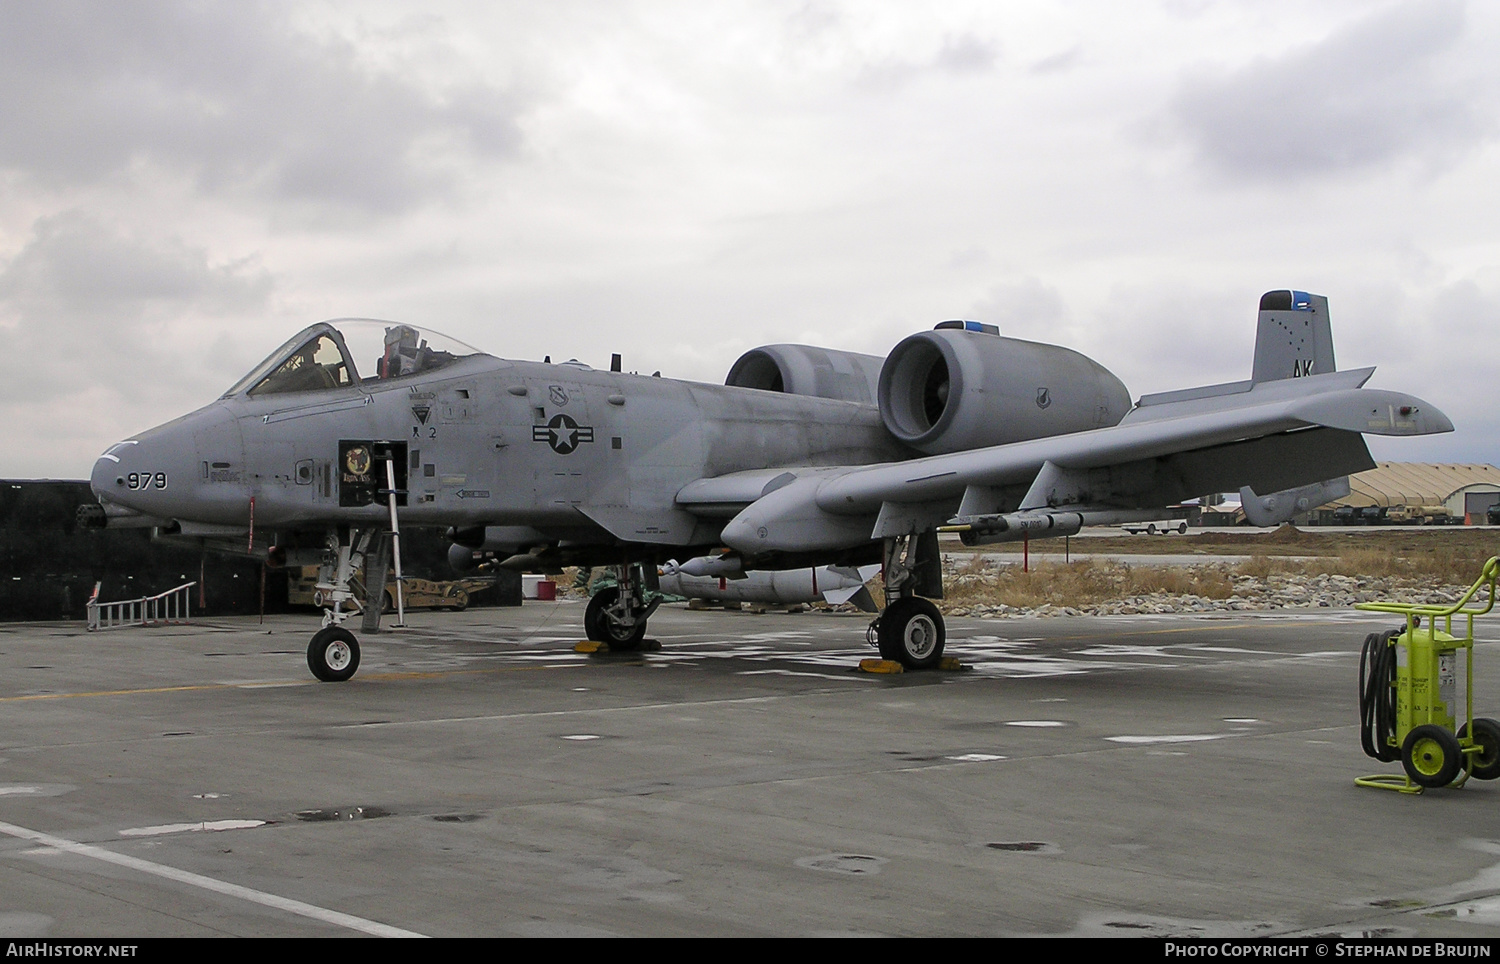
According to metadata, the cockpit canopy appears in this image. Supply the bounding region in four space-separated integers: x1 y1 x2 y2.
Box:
225 319 487 397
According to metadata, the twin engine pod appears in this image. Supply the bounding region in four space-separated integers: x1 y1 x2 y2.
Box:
727 323 1132 455
878 325 1132 454
724 344 886 406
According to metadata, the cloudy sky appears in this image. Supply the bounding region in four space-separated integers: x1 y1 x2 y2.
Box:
2 0 1497 478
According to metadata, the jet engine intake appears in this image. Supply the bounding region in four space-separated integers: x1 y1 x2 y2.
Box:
877 328 1132 455
726 345 885 405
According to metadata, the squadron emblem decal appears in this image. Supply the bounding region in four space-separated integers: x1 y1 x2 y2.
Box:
533 414 594 455
548 385 570 406
345 445 372 475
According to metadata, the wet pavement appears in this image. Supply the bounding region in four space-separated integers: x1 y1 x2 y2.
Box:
2 600 1500 937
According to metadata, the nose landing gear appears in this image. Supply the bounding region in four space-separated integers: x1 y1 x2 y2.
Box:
306 527 383 682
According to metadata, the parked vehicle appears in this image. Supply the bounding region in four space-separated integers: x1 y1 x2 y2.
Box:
288 566 488 612
1120 520 1190 535
1386 505 1453 525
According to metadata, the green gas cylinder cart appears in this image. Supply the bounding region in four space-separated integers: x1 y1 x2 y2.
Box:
1355 556 1500 792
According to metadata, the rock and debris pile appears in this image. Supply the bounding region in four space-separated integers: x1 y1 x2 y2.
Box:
937 558 1478 619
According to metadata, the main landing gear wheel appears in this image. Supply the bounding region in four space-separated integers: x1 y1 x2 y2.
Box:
1402 724 1462 788
1459 718 1500 780
585 587 647 648
878 597 945 670
308 626 360 682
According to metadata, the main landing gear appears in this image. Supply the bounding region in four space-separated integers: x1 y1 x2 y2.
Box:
870 532 947 670
584 562 662 649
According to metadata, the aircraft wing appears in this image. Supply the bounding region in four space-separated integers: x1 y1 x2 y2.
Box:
692 373 1451 554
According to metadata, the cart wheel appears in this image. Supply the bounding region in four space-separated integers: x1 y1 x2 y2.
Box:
1402 724 1463 788
1459 718 1500 780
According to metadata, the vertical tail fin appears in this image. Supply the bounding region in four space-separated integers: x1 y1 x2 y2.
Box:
1252 290 1336 384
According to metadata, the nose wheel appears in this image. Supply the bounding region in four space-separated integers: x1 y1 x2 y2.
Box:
308 626 361 682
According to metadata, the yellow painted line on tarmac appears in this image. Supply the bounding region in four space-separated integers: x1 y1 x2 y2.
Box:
0 683 258 703
358 664 581 683
0 663 582 702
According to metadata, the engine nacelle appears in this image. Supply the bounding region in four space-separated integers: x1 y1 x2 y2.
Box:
726 344 885 405
877 327 1131 455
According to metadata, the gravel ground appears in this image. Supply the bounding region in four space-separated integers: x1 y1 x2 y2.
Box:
936 559 1482 619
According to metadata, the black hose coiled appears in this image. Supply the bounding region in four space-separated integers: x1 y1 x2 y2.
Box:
1359 628 1401 762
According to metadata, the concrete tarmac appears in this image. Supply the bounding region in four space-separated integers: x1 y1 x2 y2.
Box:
3 601 1500 938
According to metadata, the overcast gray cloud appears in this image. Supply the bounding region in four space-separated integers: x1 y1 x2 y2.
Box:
0 1 522 214
0 212 269 316
1170 0 1491 180
968 278 1066 337
0 211 271 401
0 1 1494 477
856 31 999 91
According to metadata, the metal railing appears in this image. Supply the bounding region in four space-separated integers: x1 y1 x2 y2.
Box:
86 581 197 632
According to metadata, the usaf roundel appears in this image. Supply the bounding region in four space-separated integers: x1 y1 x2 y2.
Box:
533 413 595 455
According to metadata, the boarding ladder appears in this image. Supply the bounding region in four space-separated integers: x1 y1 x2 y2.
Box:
86 581 197 631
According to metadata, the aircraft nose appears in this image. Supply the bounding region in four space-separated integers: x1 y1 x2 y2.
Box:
91 439 140 503
89 402 243 519
91 437 167 510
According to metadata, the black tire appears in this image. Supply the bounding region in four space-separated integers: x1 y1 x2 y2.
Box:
1177 522 1188 534
380 591 394 615
451 588 469 611
1459 718 1500 780
1147 523 1157 535
584 588 608 641
877 597 945 670
585 587 646 647
307 626 360 683
1402 724 1462 788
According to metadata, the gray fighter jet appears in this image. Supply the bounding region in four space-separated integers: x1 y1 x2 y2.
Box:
80 290 1450 681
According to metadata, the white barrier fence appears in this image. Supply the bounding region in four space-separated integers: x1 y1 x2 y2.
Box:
86 581 197 632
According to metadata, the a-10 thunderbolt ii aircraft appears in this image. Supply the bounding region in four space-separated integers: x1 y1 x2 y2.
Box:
82 290 1450 682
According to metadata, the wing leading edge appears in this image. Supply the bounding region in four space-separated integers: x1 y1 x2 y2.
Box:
698 371 1450 555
